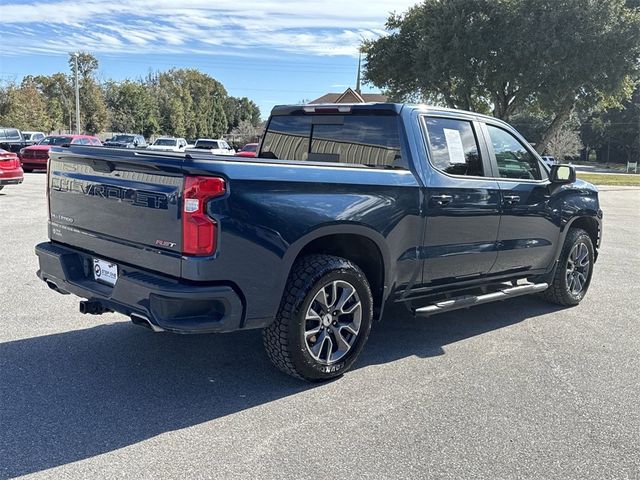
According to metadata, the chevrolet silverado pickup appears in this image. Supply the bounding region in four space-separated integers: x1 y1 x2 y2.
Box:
35 103 602 381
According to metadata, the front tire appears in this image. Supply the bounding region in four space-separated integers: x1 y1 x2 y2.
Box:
539 228 594 306
263 255 373 382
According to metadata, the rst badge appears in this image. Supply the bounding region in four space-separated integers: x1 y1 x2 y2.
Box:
155 240 177 248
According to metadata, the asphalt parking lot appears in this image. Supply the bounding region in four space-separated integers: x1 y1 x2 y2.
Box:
1 173 639 479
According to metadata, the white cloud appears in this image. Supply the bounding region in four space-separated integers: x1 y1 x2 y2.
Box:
0 0 415 57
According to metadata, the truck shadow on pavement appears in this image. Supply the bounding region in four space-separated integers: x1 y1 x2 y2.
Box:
0 297 562 478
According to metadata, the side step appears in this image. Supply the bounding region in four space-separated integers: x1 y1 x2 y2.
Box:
414 283 548 316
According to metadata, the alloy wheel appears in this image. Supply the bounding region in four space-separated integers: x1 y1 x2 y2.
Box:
304 280 362 365
566 242 590 296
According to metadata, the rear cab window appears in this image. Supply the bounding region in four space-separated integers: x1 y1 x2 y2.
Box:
260 113 406 169
0 129 22 141
196 140 220 149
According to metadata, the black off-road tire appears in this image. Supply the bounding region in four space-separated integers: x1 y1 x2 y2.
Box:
538 228 594 306
262 254 374 382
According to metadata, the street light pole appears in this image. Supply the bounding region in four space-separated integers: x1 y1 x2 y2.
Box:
73 53 80 134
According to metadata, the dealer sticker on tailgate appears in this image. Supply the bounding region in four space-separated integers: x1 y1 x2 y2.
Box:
93 258 118 286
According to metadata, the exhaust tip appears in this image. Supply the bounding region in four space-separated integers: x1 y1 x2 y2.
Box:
130 313 164 333
45 279 70 295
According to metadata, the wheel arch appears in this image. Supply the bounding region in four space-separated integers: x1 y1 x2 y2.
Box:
568 216 600 248
563 215 601 263
282 225 392 320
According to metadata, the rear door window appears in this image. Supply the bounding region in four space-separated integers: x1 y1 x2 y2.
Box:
260 114 404 168
423 117 484 177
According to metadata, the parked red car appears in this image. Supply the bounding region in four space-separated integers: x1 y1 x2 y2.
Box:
235 143 258 158
0 148 24 191
19 135 102 171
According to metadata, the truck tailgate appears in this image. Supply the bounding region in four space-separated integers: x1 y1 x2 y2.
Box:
48 147 184 277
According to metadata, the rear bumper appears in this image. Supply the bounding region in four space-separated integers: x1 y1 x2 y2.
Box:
35 242 245 334
20 158 48 169
0 169 23 185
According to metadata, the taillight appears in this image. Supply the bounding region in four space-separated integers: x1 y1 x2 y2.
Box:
182 176 226 256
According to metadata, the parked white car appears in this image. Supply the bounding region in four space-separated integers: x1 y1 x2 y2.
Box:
22 131 46 146
147 137 188 152
186 139 235 156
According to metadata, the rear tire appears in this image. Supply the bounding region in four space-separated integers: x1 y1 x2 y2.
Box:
262 255 373 382
539 228 594 306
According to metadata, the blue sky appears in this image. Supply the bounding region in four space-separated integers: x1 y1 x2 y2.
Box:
0 0 416 118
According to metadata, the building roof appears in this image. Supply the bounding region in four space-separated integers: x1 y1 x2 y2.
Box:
310 88 388 104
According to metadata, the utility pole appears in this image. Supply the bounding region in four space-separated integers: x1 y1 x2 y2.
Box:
355 52 362 95
73 52 80 134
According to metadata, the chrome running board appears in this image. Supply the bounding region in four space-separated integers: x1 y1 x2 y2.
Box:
414 283 548 316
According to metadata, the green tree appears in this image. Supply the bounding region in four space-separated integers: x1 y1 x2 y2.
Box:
0 54 260 140
364 0 640 152
81 82 108 134
224 96 261 133
581 85 640 163
104 80 159 137
68 52 99 79
156 69 228 138
30 73 74 132
0 78 50 130
509 111 553 146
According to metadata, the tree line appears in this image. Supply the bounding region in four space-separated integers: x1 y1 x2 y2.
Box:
364 0 640 162
0 53 261 140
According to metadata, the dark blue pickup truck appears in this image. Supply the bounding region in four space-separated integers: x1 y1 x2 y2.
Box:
36 103 602 381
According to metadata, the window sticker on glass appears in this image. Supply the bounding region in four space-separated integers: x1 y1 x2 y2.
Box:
443 128 466 164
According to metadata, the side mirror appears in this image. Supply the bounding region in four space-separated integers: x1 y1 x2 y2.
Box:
550 164 576 184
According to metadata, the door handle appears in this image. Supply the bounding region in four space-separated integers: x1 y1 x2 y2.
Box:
503 194 521 205
431 194 453 206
